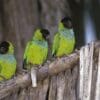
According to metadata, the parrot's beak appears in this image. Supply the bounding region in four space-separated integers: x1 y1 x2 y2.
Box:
46 35 49 40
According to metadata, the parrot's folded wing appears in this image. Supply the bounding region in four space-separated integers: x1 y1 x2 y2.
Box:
0 64 2 73
0 64 6 80
52 33 60 56
42 44 48 63
23 42 31 69
23 42 31 61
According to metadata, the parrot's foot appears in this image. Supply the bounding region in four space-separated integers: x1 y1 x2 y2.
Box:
75 49 79 53
51 58 55 61
22 69 29 73
0 81 5 85
46 60 51 65
17 69 29 76
52 56 56 61
39 65 42 68
57 57 61 61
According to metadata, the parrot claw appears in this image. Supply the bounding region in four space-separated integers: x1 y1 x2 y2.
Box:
57 57 60 61
17 70 28 76
0 81 5 85
39 65 42 68
22 69 29 73
75 49 79 52
46 60 51 64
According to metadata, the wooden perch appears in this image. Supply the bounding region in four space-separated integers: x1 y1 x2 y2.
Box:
79 42 94 100
0 41 100 99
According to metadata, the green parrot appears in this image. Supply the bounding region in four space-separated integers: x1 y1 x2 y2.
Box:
23 28 50 70
52 17 75 57
23 29 50 87
0 41 16 81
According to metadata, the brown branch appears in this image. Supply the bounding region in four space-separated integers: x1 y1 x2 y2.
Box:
0 41 100 99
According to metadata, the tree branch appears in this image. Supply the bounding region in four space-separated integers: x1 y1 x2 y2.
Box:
0 41 99 99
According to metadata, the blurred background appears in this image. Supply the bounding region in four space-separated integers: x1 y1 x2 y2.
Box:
0 0 99 68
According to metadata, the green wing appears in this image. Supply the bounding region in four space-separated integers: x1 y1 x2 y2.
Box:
52 33 60 56
23 42 31 69
42 42 48 63
0 64 5 80
24 42 31 60
0 64 2 73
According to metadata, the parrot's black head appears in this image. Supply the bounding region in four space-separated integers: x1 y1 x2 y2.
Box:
61 17 72 29
0 41 9 54
40 29 50 40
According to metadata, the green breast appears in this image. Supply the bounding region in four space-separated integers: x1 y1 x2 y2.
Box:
0 54 16 81
56 29 75 56
26 40 48 66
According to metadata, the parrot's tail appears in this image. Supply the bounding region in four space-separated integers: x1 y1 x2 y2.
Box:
22 59 27 70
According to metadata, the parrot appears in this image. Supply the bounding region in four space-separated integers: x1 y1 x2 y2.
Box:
23 28 50 69
0 41 16 81
52 17 75 57
23 29 50 87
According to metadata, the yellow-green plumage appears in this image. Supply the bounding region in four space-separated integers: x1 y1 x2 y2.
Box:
0 54 16 81
23 29 48 69
52 21 75 57
24 40 48 65
0 42 16 81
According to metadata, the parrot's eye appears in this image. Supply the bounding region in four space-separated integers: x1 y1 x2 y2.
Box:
61 17 72 29
40 29 50 40
0 41 9 54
